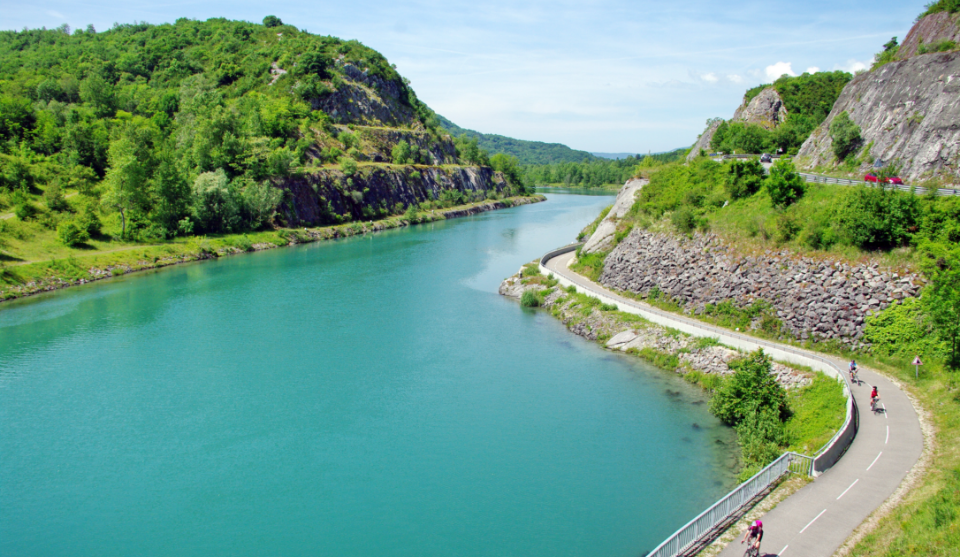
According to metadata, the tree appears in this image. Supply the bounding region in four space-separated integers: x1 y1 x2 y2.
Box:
104 127 154 238
725 159 766 199
191 169 239 233
710 349 788 426
829 111 861 160
766 158 805 208
263 15 282 27
919 241 960 366
57 221 89 247
392 140 411 164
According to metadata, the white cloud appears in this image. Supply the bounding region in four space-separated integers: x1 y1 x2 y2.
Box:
806 66 820 74
764 61 797 81
701 72 719 83
835 59 870 73
727 74 744 83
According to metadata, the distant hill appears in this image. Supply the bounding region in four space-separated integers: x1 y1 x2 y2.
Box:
436 115 596 165
592 152 638 160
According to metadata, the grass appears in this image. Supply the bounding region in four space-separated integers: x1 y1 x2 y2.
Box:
784 373 847 454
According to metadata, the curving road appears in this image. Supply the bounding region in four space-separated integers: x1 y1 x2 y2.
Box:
543 250 924 557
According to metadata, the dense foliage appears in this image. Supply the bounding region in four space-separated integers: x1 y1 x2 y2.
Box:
522 148 685 188
829 111 862 160
710 71 852 155
436 114 596 165
920 0 960 18
0 18 490 244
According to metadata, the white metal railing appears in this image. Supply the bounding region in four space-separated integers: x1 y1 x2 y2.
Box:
647 453 812 557
538 244 859 557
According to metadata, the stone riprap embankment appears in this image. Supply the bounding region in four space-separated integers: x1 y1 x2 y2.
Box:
600 229 923 346
499 273 811 389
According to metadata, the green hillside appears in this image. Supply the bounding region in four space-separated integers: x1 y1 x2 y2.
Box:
711 71 851 155
0 16 531 252
436 114 596 164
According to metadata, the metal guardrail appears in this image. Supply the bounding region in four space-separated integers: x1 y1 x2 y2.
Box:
647 453 811 557
708 155 959 197
798 172 960 197
538 243 859 557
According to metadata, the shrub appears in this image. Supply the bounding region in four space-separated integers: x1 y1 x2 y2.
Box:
710 349 787 426
672 207 697 233
520 289 542 307
57 220 89 246
392 140 411 165
340 157 358 176
829 111 861 160
725 160 766 199
44 182 69 212
77 202 102 236
837 186 919 250
14 202 38 221
766 159 805 208
865 298 947 359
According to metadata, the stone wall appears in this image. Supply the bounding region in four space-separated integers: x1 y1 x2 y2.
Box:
600 229 923 346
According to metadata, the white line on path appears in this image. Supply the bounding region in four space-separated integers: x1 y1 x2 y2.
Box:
867 452 883 471
837 478 859 500
882 403 887 418
886 425 889 444
779 545 789 555
799 509 827 534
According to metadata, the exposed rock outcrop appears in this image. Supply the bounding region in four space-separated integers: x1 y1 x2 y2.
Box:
599 229 923 347
276 165 509 226
581 178 647 253
731 87 788 129
686 120 723 161
898 12 960 60
313 62 419 127
795 51 960 183
686 88 788 161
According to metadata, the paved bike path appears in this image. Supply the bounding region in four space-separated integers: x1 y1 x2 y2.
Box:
543 251 924 557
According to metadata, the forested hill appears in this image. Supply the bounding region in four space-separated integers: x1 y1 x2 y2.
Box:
436 114 596 164
0 17 529 244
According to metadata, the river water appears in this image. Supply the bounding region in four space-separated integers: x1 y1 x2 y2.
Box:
0 192 737 557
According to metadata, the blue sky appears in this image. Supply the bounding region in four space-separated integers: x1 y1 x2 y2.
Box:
5 0 922 153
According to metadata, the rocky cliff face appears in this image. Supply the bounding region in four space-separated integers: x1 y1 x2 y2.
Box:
686 87 787 161
795 51 960 183
898 12 960 60
599 229 923 347
276 165 508 226
732 87 788 129
313 62 419 128
581 178 647 254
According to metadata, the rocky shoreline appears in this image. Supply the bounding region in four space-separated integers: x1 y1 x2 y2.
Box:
0 195 544 305
499 267 812 389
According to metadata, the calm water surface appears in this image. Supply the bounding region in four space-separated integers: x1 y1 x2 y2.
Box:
0 193 737 557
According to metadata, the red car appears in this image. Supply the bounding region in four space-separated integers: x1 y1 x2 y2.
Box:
864 173 904 185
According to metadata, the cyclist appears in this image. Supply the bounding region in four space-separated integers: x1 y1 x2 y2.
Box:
870 385 881 412
849 360 859 384
741 519 763 555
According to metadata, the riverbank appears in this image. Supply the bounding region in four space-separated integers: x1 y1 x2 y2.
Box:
500 263 846 470
0 195 544 305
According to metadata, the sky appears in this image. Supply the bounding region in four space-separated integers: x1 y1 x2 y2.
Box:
4 0 922 154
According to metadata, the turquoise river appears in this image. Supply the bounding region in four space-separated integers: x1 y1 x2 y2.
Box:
0 192 737 557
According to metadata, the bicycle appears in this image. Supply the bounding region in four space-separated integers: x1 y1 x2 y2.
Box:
742 542 760 557
849 369 860 386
